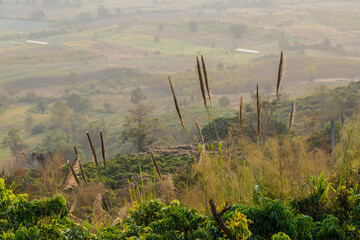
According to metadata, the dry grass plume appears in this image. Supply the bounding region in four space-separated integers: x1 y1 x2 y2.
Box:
276 50 285 98
86 131 98 166
201 55 211 101
196 56 207 109
100 130 106 167
168 76 185 129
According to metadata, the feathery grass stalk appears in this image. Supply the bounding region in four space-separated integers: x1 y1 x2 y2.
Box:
78 157 87 183
199 55 219 142
100 130 106 167
201 55 211 101
279 150 283 195
196 120 205 145
256 84 261 139
150 149 162 180
168 76 195 159
67 160 80 187
289 100 296 133
196 56 207 109
276 51 285 98
74 145 78 156
227 128 232 162
168 76 185 128
86 131 98 166
239 96 243 136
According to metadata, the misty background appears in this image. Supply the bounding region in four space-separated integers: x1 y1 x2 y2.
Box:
0 0 360 166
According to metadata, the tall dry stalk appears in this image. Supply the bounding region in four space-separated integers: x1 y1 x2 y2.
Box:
86 131 97 166
200 55 219 141
100 130 106 167
276 51 285 98
196 56 207 109
256 84 261 139
227 128 232 162
196 120 205 145
289 100 295 133
201 55 211 101
79 157 87 183
239 96 243 136
168 76 185 129
67 160 80 188
74 145 78 156
168 76 194 158
150 149 162 180
62 155 82 190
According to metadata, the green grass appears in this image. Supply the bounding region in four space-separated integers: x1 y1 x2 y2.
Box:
0 19 50 33
0 104 50 133
0 149 11 163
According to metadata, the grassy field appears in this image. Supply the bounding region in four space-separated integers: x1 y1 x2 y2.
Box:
0 19 50 32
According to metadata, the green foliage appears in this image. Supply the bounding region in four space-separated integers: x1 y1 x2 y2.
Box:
315 215 346 240
219 96 230 107
124 200 210 239
229 23 248 38
291 171 333 221
31 123 47 135
97 5 109 18
311 121 341 149
0 94 15 114
202 116 235 142
66 94 89 112
30 9 45 20
34 129 74 160
230 199 298 239
271 232 291 240
1 128 28 158
189 20 198 33
37 99 47 113
131 87 147 104
51 101 70 130
0 178 91 239
83 154 193 190
2 176 360 239
226 210 252 240
120 104 166 152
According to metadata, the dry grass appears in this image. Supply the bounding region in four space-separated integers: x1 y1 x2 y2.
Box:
256 84 261 139
62 155 81 190
239 96 243 136
100 130 106 167
87 131 98 166
79 159 87 184
157 174 176 203
168 76 185 129
67 159 80 188
289 100 295 133
196 56 207 109
196 120 205 145
201 54 211 101
276 50 285 98
180 135 333 212
150 149 162 180
227 127 232 162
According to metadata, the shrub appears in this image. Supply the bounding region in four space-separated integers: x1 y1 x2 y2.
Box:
30 9 45 20
229 23 248 38
219 96 230 107
230 199 298 239
31 124 47 135
271 232 291 240
315 215 346 239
